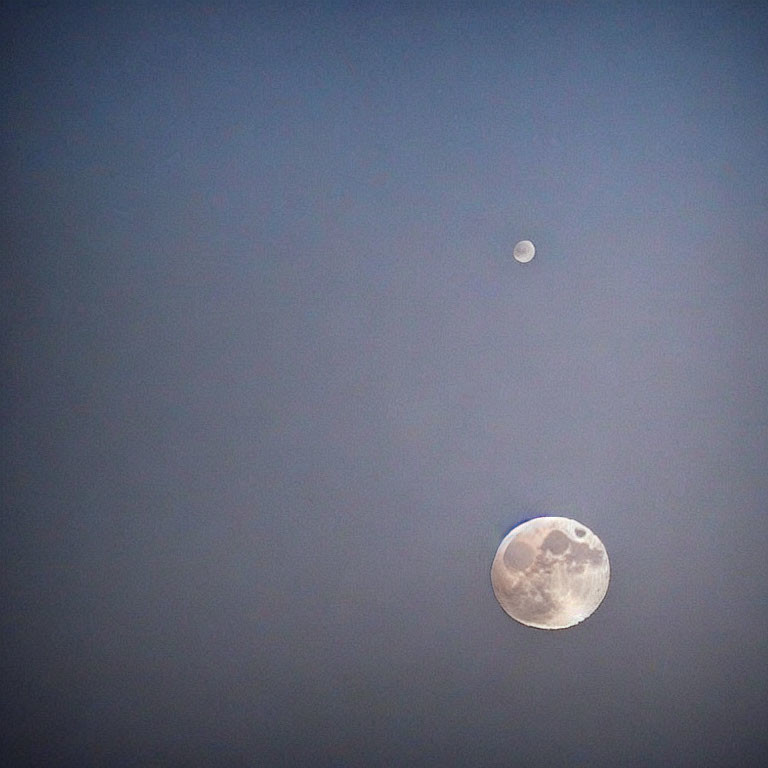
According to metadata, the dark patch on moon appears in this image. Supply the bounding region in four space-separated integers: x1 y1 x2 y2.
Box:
499 580 558 623
541 529 570 555
503 540 535 571
569 541 605 566
575 528 586 537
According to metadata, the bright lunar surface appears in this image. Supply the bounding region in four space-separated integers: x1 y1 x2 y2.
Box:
513 239 536 263
491 517 610 629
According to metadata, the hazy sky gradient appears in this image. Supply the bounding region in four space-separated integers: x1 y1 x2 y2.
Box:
3 2 768 766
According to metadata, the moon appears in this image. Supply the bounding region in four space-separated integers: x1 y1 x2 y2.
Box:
490 516 609 629
513 239 535 263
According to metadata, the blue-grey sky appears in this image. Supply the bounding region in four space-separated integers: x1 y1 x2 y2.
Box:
3 2 768 766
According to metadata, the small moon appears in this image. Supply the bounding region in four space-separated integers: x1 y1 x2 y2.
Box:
490 516 610 629
513 240 535 263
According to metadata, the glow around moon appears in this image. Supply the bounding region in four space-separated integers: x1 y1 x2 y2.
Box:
513 240 535 263
491 516 609 629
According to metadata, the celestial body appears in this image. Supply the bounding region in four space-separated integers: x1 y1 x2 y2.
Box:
490 516 609 629
513 239 536 263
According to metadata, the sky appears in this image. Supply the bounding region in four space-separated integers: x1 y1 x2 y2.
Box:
2 2 768 766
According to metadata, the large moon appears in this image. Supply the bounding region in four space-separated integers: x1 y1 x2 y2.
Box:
491 517 610 629
513 239 536 263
